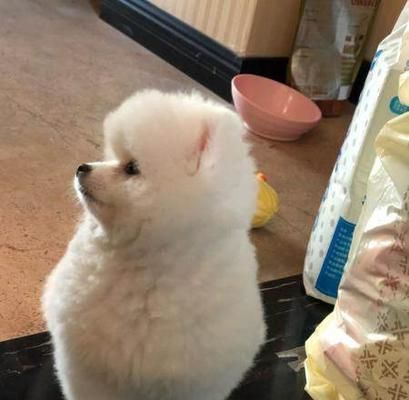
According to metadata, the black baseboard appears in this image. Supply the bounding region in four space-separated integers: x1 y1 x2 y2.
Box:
100 0 367 104
99 0 290 101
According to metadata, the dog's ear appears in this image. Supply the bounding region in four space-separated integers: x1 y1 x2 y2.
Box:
196 126 210 170
186 125 210 175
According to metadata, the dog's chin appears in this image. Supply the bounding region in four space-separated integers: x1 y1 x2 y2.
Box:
75 180 105 208
80 189 106 208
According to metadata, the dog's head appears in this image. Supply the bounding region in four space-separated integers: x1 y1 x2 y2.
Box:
75 90 257 243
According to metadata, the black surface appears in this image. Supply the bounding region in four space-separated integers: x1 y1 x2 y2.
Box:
0 275 332 400
349 60 371 105
240 57 289 88
100 0 368 104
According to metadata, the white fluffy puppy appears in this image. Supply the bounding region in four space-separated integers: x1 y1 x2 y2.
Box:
42 90 266 400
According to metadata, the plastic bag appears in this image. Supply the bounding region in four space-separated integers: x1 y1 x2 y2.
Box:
290 0 379 101
303 1 409 303
304 92 409 400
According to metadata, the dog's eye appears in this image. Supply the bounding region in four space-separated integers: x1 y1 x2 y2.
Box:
124 161 140 176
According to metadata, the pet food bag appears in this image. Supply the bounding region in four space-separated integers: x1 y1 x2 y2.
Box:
290 0 379 101
304 1 409 304
304 90 409 399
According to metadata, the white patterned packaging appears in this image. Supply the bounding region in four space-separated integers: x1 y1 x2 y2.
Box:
304 88 409 400
303 3 409 303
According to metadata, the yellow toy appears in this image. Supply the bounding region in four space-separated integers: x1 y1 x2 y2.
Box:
252 173 279 228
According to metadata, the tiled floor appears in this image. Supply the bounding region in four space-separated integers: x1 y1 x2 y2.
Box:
0 0 352 342
0 275 332 400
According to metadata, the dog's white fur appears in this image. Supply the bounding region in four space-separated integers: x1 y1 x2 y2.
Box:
42 90 266 400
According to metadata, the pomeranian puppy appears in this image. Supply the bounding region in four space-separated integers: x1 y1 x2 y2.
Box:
42 90 266 400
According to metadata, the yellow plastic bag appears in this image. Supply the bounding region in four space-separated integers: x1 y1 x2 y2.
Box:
305 105 409 398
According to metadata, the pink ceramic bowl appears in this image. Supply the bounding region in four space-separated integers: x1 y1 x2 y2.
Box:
232 74 322 141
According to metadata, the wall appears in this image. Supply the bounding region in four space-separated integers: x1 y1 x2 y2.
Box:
245 0 300 57
364 0 407 59
150 0 258 55
150 0 406 59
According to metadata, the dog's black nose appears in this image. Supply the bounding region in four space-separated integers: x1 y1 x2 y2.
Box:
76 163 92 176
